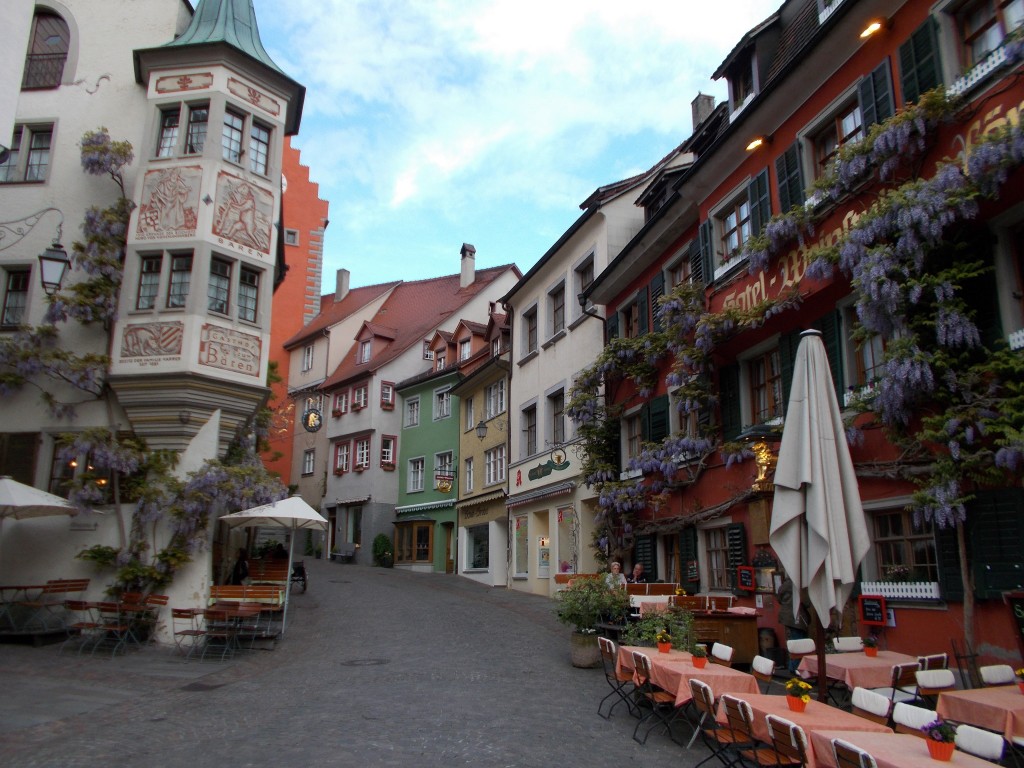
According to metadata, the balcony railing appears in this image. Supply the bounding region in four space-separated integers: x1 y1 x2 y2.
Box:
860 580 941 600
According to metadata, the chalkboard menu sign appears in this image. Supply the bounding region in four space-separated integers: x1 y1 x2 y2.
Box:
737 566 755 591
1006 591 1024 657
858 594 887 626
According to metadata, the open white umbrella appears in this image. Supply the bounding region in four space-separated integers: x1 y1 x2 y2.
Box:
770 330 870 700
219 495 327 635
0 476 76 519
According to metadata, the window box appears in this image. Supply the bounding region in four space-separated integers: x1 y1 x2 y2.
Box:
948 45 1009 98
381 462 395 471
354 464 366 472
859 581 941 600
380 402 394 410
331 409 342 418
333 468 345 476
352 403 364 411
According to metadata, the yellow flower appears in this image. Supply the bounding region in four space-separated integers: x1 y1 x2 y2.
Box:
800 694 811 704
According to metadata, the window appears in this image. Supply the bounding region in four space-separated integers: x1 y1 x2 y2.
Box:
523 405 537 457
302 449 315 476
436 352 446 371
491 338 500 357
238 267 259 322
167 254 192 308
222 109 244 163
625 413 642 460
334 442 350 473
467 523 488 569
549 390 565 445
874 509 937 582
1 270 30 328
485 444 506 485
283 229 299 246
749 347 784 423
435 451 453 489
137 255 162 310
406 397 420 427
464 457 474 492
459 338 471 361
381 436 395 466
720 196 751 261
465 397 475 430
380 382 394 409
185 105 208 154
713 170 770 272
358 340 371 364
434 387 451 419
249 121 270 174
728 53 755 111
956 0 1024 68
549 283 566 335
668 254 692 290
705 526 730 590
208 258 231 314
575 256 595 302
523 306 538 354
409 457 425 492
355 437 370 469
621 297 643 339
485 380 506 418
1 124 53 183
157 109 180 157
22 11 69 90
334 391 349 414
813 101 863 178
352 385 368 409
396 520 433 564
301 344 313 372
422 341 434 360
514 514 528 576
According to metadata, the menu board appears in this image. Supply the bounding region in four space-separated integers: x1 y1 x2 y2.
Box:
737 566 755 591
858 594 887 626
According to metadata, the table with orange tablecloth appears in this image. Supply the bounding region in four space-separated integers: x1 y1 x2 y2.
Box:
797 650 919 689
937 686 1024 741
617 645 759 707
809 729 999 768
716 693 892 768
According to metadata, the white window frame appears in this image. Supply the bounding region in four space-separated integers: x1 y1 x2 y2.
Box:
406 396 420 427
352 385 368 409
409 457 425 492
465 396 475 430
358 339 371 364
464 457 474 492
484 444 506 485
355 437 370 469
548 280 566 337
302 449 315 476
485 379 506 419
459 338 471 361
434 451 454 489
434 386 452 420
302 344 313 372
335 442 350 473
334 391 349 414
381 436 395 466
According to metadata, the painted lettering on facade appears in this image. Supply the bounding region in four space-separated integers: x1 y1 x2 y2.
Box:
198 324 261 377
953 95 1024 169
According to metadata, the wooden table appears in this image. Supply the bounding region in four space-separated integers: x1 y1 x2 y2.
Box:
937 686 1024 741
617 644 759 707
716 693 892 768
798 650 919 689
810 729 999 768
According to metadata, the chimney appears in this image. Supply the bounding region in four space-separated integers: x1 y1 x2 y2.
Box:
335 268 350 302
691 93 716 132
460 243 476 288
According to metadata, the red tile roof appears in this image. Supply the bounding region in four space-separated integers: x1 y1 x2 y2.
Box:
283 281 400 348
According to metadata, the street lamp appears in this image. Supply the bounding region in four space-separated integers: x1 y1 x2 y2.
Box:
38 241 71 295
475 419 488 440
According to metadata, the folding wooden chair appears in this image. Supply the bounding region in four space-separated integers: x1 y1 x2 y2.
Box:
92 601 134 657
200 608 237 661
691 689 754 768
832 738 878 768
630 650 686 745
60 600 101 655
914 668 955 708
765 713 811 767
833 636 864 652
787 638 816 677
870 661 920 706
892 702 935 736
751 654 778 693
172 608 205 661
711 642 735 666
979 664 1015 687
917 653 948 670
850 686 892 726
954 725 1007 764
597 637 636 719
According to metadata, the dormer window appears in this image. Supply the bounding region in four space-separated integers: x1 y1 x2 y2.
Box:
459 338 471 361
728 52 756 113
358 339 371 364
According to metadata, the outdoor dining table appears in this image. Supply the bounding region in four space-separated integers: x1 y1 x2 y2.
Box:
809 729 999 768
715 693 892 768
798 650 919 689
616 644 760 707
936 686 1024 741
0 584 46 631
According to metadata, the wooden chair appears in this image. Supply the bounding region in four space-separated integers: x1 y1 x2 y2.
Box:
914 668 955 707
979 664 1015 687
917 653 949 670
630 651 686 745
850 686 892 726
687 678 717 751
727 695 777 768
597 637 635 719
870 661 920 706
892 702 934 736
833 636 864 652
751 654 778 693
172 608 205 660
673 595 706 611
60 600 101 655
765 713 811 767
954 724 1006 763
92 601 134 657
691 690 755 768
200 608 237 661
832 738 878 768
711 642 735 666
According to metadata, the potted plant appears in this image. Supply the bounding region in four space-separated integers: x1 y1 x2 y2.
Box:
622 606 694 650
863 635 878 656
656 629 672 654
785 677 813 712
921 719 957 761
555 578 629 668
371 533 393 567
691 643 708 668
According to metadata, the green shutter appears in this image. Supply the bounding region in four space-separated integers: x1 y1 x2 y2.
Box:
747 168 771 238
649 272 665 332
697 219 714 286
635 534 658 580
726 523 748 593
606 311 619 341
969 489 1024 598
680 526 701 593
859 59 895 129
637 286 649 336
899 18 942 106
778 330 802 418
935 523 963 602
648 395 670 443
775 142 804 214
813 311 845 402
719 363 742 441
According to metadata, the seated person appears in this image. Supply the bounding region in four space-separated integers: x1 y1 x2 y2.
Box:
604 561 627 588
628 562 649 583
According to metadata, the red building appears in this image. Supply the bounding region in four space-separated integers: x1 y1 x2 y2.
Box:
585 0 1024 668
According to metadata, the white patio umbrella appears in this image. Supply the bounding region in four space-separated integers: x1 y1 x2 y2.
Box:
770 330 870 701
220 495 327 635
0 476 77 519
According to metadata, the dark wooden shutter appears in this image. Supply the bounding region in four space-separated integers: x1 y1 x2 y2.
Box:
969 489 1024 598
719 363 742 441
649 272 665 332
697 219 714 286
726 523 747 592
778 330 802 418
859 59 895 129
688 238 704 286
935 523 963 602
635 533 658 579
0 433 40 486
899 19 942 106
637 286 649 336
647 395 670 443
680 526 701 593
747 168 771 238
814 311 845 402
606 311 619 341
775 142 804 214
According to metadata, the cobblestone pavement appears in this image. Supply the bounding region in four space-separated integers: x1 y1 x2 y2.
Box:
0 560 706 767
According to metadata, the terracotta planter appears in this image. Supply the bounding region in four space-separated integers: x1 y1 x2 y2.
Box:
926 740 955 761
658 642 671 654
865 646 878 657
786 695 807 713
1018 681 1024 694
692 656 708 668
569 632 601 668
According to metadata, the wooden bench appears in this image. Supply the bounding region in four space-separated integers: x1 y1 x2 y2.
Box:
209 584 284 609
248 561 290 585
15 578 90 633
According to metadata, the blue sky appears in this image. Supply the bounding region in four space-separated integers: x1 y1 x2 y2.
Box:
253 0 782 291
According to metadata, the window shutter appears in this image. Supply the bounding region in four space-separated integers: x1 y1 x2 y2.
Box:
813 310 845 402
935 523 963 602
606 311 619 341
778 330 802 418
899 18 942 106
726 523 747 592
747 168 771 238
697 219 714 285
649 272 665 332
775 142 804 214
0 432 40 486
859 59 895 129
635 534 658 579
719 363 742 441
680 526 701 593
637 286 649 336
969 489 1024 598
647 394 670 443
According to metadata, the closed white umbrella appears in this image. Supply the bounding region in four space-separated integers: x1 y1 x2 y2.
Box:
220 496 327 635
770 330 870 700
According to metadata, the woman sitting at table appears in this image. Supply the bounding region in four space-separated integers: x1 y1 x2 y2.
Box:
604 562 627 589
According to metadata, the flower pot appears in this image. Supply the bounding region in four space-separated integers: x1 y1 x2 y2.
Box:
692 656 708 668
786 695 807 713
569 632 601 668
658 642 671 654
865 646 878 657
1018 682 1024 694
926 740 955 761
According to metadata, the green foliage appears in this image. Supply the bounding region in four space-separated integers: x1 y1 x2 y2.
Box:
554 578 630 633
75 545 119 568
372 533 393 566
621 606 695 649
